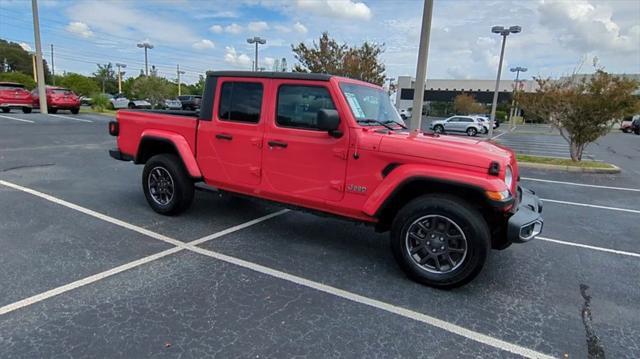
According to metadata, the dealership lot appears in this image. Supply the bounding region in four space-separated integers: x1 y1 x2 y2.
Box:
1 112 639 358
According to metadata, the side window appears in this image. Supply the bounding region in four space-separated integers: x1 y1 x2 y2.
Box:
276 85 336 130
218 82 263 123
448 117 459 122
461 118 473 123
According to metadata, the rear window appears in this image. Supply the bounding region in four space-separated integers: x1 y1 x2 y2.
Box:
0 83 25 90
218 82 263 123
51 89 73 95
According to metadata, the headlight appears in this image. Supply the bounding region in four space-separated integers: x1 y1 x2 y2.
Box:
504 166 513 189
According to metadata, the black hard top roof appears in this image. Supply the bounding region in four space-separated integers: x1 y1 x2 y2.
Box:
206 71 333 81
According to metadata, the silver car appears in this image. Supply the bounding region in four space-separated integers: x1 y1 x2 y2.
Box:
163 98 183 110
429 115 484 136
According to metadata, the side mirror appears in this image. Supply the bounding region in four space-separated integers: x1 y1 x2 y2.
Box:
317 109 341 137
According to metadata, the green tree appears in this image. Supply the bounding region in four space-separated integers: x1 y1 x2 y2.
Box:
58 73 100 96
453 93 485 115
291 32 386 85
517 69 639 161
0 71 36 89
0 39 52 83
131 75 172 108
93 63 117 93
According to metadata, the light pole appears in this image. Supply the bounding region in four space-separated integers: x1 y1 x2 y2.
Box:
137 41 154 76
488 25 521 139
410 0 434 131
508 66 527 128
246 36 266 71
31 0 47 114
177 64 185 96
115 63 126 94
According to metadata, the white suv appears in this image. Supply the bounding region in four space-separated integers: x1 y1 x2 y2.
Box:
429 115 484 136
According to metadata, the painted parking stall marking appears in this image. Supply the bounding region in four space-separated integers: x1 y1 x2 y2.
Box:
0 114 34 123
522 177 640 192
48 113 93 123
541 198 640 214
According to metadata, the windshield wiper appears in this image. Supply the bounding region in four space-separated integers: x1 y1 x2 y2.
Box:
357 119 403 131
383 120 408 130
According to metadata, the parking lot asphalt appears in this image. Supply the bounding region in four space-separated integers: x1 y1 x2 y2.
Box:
1 110 639 358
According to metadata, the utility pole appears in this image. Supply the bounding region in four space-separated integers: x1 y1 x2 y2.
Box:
32 0 47 114
177 64 185 96
115 63 126 94
410 0 434 131
50 44 55 85
137 41 154 76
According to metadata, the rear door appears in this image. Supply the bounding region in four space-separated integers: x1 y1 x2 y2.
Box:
444 117 460 132
196 78 267 188
262 80 348 203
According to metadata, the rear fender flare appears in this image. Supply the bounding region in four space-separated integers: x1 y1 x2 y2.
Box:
138 129 202 178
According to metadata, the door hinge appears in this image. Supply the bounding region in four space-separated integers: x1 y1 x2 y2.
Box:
330 180 344 191
332 148 347 160
249 166 261 176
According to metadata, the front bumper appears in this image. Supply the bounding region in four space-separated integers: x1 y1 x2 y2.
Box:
507 186 543 243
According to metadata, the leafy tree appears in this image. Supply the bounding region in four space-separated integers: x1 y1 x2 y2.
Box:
131 75 172 108
453 93 485 114
57 73 99 96
0 39 52 83
517 69 639 161
0 71 36 89
291 32 386 85
91 93 110 112
93 63 117 93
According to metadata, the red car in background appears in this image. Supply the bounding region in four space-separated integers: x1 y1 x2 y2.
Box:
0 82 34 113
32 87 81 114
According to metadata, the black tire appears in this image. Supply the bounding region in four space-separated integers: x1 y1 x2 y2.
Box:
142 154 194 215
50 108 58 114
128 103 135 109
71 107 80 114
390 194 490 288
22 107 32 114
1 107 9 113
466 127 477 136
433 125 444 134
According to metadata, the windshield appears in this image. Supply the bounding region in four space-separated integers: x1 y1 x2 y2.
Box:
339 82 405 127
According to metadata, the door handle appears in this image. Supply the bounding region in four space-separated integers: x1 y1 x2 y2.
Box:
267 140 288 148
215 133 233 140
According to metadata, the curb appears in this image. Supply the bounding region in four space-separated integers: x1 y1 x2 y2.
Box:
518 161 621 173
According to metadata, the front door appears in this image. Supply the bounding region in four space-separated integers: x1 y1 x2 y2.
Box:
262 80 349 203
196 78 266 188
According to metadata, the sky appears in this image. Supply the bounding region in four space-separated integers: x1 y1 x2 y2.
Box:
1 0 639 84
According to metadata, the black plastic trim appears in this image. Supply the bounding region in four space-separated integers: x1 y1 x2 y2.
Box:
199 76 216 121
207 71 332 81
109 148 133 161
381 163 400 178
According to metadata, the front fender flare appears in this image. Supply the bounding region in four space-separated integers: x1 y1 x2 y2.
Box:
362 164 506 217
139 129 202 178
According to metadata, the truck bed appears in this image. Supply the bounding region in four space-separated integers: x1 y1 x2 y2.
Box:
116 109 199 160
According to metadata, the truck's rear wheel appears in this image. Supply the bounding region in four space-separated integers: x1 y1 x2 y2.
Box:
142 154 194 215
390 194 490 288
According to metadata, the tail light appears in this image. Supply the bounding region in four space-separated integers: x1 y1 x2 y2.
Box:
108 121 119 136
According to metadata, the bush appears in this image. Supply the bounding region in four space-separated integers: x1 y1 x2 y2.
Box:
91 93 110 112
494 110 507 121
58 73 100 96
0 71 36 89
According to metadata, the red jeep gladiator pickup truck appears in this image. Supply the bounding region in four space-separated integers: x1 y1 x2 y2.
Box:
109 71 543 288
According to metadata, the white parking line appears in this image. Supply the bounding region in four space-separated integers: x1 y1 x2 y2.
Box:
538 237 640 258
0 179 555 358
49 114 93 123
521 177 640 192
0 114 34 123
542 198 640 214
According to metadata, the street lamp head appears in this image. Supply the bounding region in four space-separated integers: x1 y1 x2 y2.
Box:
257 38 266 45
137 42 154 49
509 25 522 34
247 38 255 44
137 43 144 48
491 26 504 34
247 36 266 44
116 63 127 68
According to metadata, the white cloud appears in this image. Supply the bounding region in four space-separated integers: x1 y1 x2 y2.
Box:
248 21 269 32
18 42 32 52
224 46 251 67
225 23 243 34
210 25 223 34
194 11 238 19
274 25 291 33
296 0 372 20
192 39 215 50
66 21 94 38
264 57 275 69
293 21 308 34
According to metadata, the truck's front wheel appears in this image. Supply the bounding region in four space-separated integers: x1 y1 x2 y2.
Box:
390 195 490 288
142 154 194 215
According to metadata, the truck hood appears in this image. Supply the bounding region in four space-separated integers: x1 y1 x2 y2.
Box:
378 131 513 170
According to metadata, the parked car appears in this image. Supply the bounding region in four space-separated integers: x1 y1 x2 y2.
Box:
0 82 33 113
162 98 183 110
109 94 152 110
79 95 92 106
429 115 484 136
178 95 202 110
108 71 543 288
32 86 81 114
621 116 634 133
399 107 411 120
631 118 640 135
